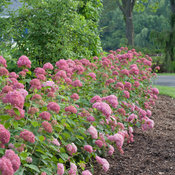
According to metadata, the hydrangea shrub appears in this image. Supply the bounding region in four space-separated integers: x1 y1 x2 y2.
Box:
0 47 159 175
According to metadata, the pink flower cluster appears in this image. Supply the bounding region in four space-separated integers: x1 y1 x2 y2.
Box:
66 143 77 155
92 102 112 117
20 130 35 143
0 56 7 67
0 124 10 145
95 156 109 172
102 95 118 108
17 55 31 68
47 102 60 113
65 106 77 114
3 90 25 109
0 149 21 175
87 125 98 139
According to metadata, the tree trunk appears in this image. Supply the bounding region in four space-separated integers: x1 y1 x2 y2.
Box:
117 0 135 46
165 0 175 72
125 10 134 46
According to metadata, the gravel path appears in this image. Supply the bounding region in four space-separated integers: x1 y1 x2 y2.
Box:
153 76 175 87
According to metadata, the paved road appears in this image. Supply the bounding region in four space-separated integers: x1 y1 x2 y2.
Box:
153 76 175 87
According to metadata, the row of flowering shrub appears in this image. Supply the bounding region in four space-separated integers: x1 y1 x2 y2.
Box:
0 47 159 175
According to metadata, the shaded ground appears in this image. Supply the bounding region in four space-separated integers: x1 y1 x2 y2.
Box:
154 76 175 87
94 95 175 175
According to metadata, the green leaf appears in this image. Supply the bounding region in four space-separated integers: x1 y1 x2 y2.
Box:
12 120 18 129
20 152 28 160
23 164 40 173
59 153 69 161
14 108 20 116
75 135 84 140
31 121 39 127
0 148 5 154
14 167 25 175
38 135 45 142
0 115 11 121
4 105 12 110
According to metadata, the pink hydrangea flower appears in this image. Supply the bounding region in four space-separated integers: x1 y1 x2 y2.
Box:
0 124 10 144
87 125 98 139
72 80 82 87
57 163 64 175
41 172 47 175
52 139 60 146
28 107 39 115
3 90 24 109
90 95 101 103
56 59 69 70
9 72 19 79
120 69 129 76
2 85 13 93
88 72 96 80
36 74 46 81
84 145 93 153
39 111 51 121
115 82 124 90
30 79 42 90
92 102 112 117
31 94 42 101
0 56 7 67
20 130 35 143
142 117 154 131
123 90 130 98
95 140 103 148
128 114 137 123
71 93 79 100
95 156 109 172
66 143 77 156
12 83 24 90
68 163 77 175
17 89 28 98
55 70 67 79
7 107 25 120
47 102 60 113
82 170 93 175
4 149 21 172
0 157 14 175
86 116 95 122
0 67 9 76
108 145 114 156
65 106 77 114
43 62 54 70
34 67 46 75
42 121 53 133
108 133 124 154
102 95 118 108
17 55 31 68
151 88 159 95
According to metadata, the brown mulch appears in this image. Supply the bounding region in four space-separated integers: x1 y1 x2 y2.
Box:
94 95 175 175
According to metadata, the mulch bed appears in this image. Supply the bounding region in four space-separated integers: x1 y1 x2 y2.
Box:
94 95 175 175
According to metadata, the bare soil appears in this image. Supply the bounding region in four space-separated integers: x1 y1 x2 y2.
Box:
94 95 175 175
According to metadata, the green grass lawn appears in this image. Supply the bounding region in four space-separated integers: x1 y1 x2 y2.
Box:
157 73 175 76
154 85 175 98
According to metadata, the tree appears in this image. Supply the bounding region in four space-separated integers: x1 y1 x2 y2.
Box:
116 0 136 46
0 0 10 13
100 0 168 51
0 0 103 65
165 0 175 71
101 0 159 47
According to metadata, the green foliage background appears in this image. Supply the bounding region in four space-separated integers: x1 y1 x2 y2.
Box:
0 0 103 66
100 0 170 52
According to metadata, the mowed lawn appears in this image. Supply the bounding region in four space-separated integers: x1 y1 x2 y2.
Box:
154 85 175 98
